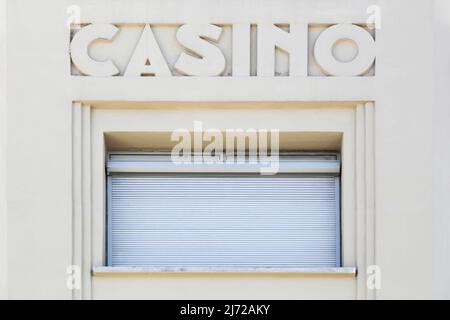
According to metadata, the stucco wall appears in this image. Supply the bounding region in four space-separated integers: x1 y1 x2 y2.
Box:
432 0 450 299
0 0 449 299
0 0 7 301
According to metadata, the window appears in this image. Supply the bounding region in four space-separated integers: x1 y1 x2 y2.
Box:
106 153 341 269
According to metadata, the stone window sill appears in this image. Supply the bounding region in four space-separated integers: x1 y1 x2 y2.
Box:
92 266 357 278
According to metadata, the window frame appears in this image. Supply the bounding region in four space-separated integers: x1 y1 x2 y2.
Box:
105 151 342 270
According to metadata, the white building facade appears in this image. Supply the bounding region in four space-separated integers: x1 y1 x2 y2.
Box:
1 0 450 299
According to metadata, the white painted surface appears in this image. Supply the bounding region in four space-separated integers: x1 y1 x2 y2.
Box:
432 0 450 300
0 0 449 299
0 0 7 301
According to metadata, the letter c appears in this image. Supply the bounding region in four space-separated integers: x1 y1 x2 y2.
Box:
70 23 120 76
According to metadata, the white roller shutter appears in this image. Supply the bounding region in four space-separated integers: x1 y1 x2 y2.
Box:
107 153 341 269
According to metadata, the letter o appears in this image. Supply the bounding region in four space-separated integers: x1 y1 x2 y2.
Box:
314 24 375 76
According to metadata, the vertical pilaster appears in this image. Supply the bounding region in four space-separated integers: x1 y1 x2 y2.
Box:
72 102 83 300
364 102 376 300
355 102 376 300
82 104 92 300
355 103 367 300
0 0 8 301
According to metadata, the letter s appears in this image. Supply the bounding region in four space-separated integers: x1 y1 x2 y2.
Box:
174 23 226 76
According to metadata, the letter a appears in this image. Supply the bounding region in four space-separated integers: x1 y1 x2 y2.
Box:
125 24 172 76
